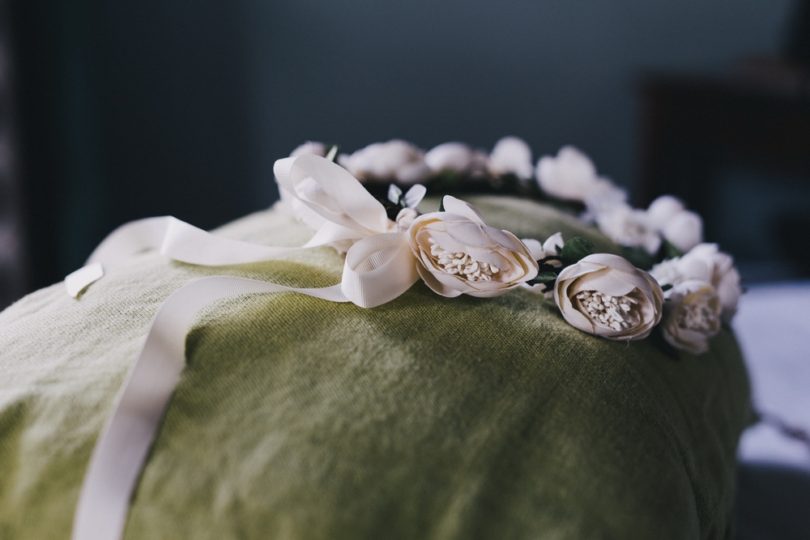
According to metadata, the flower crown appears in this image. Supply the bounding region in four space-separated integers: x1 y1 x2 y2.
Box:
280 138 741 354
66 137 741 356
66 137 743 540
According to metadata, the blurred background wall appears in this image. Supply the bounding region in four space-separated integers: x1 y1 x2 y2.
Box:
3 0 808 308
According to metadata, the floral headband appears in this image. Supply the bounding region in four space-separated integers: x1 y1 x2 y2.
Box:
283 138 741 354
67 138 741 540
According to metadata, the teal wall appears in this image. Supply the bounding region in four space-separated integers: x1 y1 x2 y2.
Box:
10 0 796 289
247 0 792 189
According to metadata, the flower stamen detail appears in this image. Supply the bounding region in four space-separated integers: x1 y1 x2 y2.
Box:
574 290 640 332
677 300 716 333
428 238 499 282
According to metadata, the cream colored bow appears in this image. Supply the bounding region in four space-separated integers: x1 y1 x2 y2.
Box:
66 154 421 308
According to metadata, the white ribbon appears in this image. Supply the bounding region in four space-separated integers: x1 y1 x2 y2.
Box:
71 278 348 540
64 215 343 297
69 155 421 540
65 154 412 299
341 233 417 307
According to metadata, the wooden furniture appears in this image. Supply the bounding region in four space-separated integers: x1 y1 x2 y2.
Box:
638 60 810 275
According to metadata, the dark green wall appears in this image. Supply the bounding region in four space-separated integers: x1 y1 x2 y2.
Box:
9 0 794 290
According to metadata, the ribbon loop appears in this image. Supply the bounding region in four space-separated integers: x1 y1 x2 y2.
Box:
87 216 173 265
66 155 405 298
282 154 392 235
341 233 419 308
159 217 305 266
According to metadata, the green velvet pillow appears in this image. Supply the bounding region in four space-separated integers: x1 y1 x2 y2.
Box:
0 196 751 539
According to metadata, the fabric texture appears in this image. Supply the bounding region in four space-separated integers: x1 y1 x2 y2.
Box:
0 196 751 539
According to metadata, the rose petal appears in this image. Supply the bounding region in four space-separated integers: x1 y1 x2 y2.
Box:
441 196 486 225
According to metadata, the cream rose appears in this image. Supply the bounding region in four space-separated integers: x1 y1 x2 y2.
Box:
554 253 664 341
408 196 539 298
651 243 741 321
661 280 722 354
685 244 741 320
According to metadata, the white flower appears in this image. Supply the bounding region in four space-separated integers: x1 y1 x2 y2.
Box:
388 185 426 231
395 207 419 231
536 146 604 202
662 210 703 253
290 141 327 158
408 196 539 298
644 195 703 253
543 232 565 255
647 257 684 287
685 244 742 321
582 179 628 221
425 142 474 174
488 136 533 181
647 195 685 230
661 280 722 354
554 253 664 341
596 204 662 255
522 232 564 261
521 232 565 298
338 140 429 184
387 184 427 209
651 243 742 321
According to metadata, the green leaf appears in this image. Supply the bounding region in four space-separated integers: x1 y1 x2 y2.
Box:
526 269 560 287
660 239 684 260
560 236 594 265
621 246 655 270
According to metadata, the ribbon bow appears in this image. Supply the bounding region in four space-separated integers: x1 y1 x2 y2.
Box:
66 155 423 307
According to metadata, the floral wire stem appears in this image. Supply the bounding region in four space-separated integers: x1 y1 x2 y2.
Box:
525 256 564 290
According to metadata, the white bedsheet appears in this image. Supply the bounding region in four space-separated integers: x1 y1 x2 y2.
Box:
734 281 810 470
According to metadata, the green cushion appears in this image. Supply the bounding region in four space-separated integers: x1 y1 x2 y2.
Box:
0 196 751 539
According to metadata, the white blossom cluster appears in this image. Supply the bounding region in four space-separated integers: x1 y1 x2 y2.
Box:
292 138 706 255
535 146 704 256
532 146 740 353
289 136 535 185
287 139 742 354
